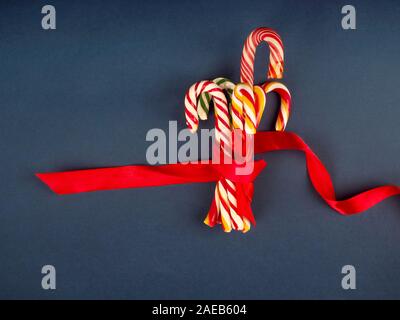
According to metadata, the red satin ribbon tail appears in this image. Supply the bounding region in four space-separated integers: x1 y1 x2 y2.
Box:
36 163 222 195
254 131 400 216
326 185 400 215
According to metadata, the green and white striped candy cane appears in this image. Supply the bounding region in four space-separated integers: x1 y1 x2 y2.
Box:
197 77 235 120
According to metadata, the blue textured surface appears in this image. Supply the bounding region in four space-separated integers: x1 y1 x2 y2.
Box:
1 0 400 299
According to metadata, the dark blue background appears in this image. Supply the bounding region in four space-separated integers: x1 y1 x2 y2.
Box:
1 0 400 299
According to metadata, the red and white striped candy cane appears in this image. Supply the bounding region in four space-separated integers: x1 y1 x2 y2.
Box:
185 81 245 232
240 28 290 131
184 81 231 152
240 27 284 86
261 82 291 131
230 28 289 232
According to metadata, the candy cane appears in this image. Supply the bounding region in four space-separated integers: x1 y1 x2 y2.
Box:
223 27 287 232
229 83 266 232
185 80 245 232
240 27 284 86
185 81 231 149
262 82 291 131
197 78 235 120
227 82 291 232
212 79 245 231
197 78 250 232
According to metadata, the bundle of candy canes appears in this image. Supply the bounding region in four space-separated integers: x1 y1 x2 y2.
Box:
36 27 400 233
185 28 290 232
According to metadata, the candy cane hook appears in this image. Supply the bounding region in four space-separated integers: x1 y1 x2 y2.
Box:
261 82 291 131
240 27 284 86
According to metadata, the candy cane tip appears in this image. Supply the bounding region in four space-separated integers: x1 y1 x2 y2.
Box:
204 218 211 227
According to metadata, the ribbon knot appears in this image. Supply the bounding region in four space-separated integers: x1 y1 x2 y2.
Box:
212 160 267 184
205 159 267 228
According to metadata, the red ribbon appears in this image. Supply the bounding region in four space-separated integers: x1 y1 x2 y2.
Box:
36 131 400 219
254 131 400 215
